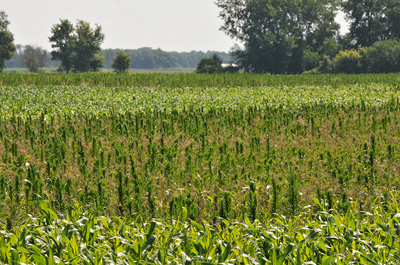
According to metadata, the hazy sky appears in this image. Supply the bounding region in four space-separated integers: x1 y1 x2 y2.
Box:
2 0 348 52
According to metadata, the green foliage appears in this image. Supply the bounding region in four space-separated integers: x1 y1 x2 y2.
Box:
318 55 332 73
341 0 400 47
49 19 105 73
0 82 398 119
0 11 16 72
49 19 75 73
303 49 320 71
318 38 339 59
21 46 49 73
0 75 400 263
103 48 231 69
332 49 363 74
5 45 59 69
196 54 224 74
111 51 131 73
365 39 400 73
73 20 105 72
1 195 400 263
216 0 339 73
327 41 400 74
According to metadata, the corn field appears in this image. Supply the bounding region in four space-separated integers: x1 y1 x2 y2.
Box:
1 74 400 264
0 72 400 87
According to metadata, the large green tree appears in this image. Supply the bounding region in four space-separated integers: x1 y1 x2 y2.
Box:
341 0 400 47
0 11 16 72
49 19 75 73
72 20 105 72
216 0 339 74
49 19 105 72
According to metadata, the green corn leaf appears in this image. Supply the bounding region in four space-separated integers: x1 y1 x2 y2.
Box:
303 228 322 242
296 244 302 265
10 250 19 265
360 253 378 265
47 249 56 265
32 254 46 265
141 235 156 252
278 244 295 265
146 221 156 240
181 207 188 222
322 256 333 265
219 243 231 262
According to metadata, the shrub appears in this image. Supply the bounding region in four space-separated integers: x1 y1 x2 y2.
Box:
332 49 363 74
365 40 400 73
196 54 224 74
112 51 131 73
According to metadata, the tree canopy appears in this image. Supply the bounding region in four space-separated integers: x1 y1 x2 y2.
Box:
49 19 105 73
112 51 131 73
0 11 16 72
216 0 339 74
49 19 75 73
196 54 224 74
102 48 231 69
342 0 400 47
21 46 49 73
216 0 400 74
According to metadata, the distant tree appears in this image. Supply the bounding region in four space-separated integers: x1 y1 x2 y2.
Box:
0 11 16 72
112 51 131 73
49 19 75 73
102 48 231 69
196 54 223 74
72 20 105 72
21 45 49 72
152 48 179 68
6 44 59 69
49 19 105 72
139 52 156 69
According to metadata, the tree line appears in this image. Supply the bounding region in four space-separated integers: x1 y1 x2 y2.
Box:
0 12 231 73
103 48 231 69
5 45 231 71
216 0 400 74
2 0 400 74
5 44 59 69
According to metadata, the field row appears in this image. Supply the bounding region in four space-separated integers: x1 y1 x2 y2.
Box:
1 73 400 87
0 84 400 120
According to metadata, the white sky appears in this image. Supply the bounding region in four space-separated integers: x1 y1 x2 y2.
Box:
1 0 349 52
